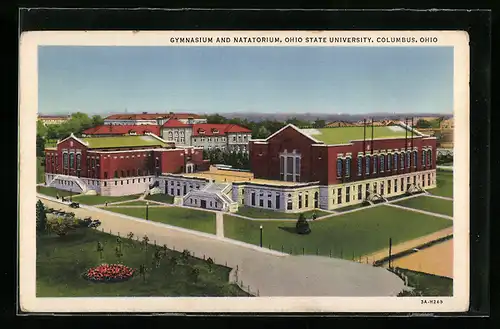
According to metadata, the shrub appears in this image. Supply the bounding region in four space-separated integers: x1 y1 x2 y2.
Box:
36 200 47 232
295 213 311 235
46 215 78 237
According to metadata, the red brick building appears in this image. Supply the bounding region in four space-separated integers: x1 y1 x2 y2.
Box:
43 133 208 196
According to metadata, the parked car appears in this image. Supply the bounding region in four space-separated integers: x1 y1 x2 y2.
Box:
69 202 80 208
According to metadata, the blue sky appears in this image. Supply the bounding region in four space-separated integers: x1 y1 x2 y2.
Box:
38 46 453 115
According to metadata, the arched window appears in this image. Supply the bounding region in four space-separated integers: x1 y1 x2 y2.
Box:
400 152 405 169
336 158 343 178
287 193 293 210
394 153 398 171
69 153 74 168
406 152 411 168
168 131 173 140
380 154 385 172
76 154 81 170
422 150 427 167
413 151 418 168
427 149 432 167
345 157 351 177
387 154 392 171
373 155 378 174
357 156 363 176
365 156 371 175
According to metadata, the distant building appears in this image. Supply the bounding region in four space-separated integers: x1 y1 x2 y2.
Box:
440 118 454 129
38 114 71 126
103 112 207 125
326 121 353 127
85 121 253 153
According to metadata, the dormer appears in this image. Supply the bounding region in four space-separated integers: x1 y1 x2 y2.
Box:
198 128 206 135
211 128 219 134
128 130 137 136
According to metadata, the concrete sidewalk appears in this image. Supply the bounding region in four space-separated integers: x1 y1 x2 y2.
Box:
38 196 405 297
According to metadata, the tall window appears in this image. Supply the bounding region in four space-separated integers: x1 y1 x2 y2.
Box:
427 149 432 167
406 152 411 169
345 187 350 203
298 193 302 209
358 184 362 200
388 180 392 194
394 153 398 171
114 171 118 178
345 157 351 178
287 194 293 210
422 150 427 167
305 194 309 207
275 194 280 209
357 156 363 176
104 172 108 179
380 154 385 172
70 153 76 169
400 152 405 170
387 153 392 171
286 157 294 182
251 192 256 206
76 154 81 170
373 155 378 174
413 151 418 168
295 157 301 182
259 192 264 207
336 158 343 178
380 182 384 195
365 156 371 175
394 179 398 192
337 188 342 204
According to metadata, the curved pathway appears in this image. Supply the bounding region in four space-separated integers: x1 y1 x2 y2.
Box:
38 196 405 297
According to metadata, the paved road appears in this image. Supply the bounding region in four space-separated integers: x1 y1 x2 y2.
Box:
39 196 405 297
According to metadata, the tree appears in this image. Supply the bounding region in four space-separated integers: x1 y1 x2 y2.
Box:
91 115 104 126
181 249 191 264
36 135 46 158
142 235 150 263
313 119 326 128
97 241 104 260
36 200 47 233
190 268 200 283
115 245 123 263
206 257 214 272
169 255 179 273
205 113 227 124
46 124 60 140
37 120 47 137
295 213 311 235
153 247 163 268
416 119 432 129
46 215 77 237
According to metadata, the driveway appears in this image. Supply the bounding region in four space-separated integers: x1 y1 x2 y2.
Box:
38 197 405 297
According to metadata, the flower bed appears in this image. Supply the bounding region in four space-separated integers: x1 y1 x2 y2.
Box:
83 263 135 283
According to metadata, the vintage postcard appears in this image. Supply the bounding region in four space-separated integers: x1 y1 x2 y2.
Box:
19 30 469 313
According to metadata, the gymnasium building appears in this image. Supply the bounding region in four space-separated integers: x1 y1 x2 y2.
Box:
43 120 437 213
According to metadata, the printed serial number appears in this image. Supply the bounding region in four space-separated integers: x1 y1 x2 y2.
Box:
421 299 444 304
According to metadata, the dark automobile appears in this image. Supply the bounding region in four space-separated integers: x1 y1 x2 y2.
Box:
69 202 80 208
89 220 102 228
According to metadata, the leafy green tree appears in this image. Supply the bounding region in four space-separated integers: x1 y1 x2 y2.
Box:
313 119 326 128
36 200 47 233
205 113 228 124
295 213 311 235
416 119 432 128
153 247 163 268
181 249 191 264
36 135 46 158
46 124 60 140
37 120 47 137
97 241 104 260
46 215 77 237
91 115 104 126
190 268 200 283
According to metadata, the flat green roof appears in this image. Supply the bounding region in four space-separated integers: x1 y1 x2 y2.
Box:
81 135 167 149
303 125 418 145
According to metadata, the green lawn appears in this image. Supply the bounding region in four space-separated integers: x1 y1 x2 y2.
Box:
427 171 453 198
224 205 453 259
37 186 74 198
105 207 216 234
73 194 142 205
236 206 330 219
37 157 45 184
396 268 453 297
145 193 174 204
395 196 453 217
37 229 248 297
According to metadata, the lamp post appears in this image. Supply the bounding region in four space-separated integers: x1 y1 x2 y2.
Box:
259 225 263 248
146 201 149 221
